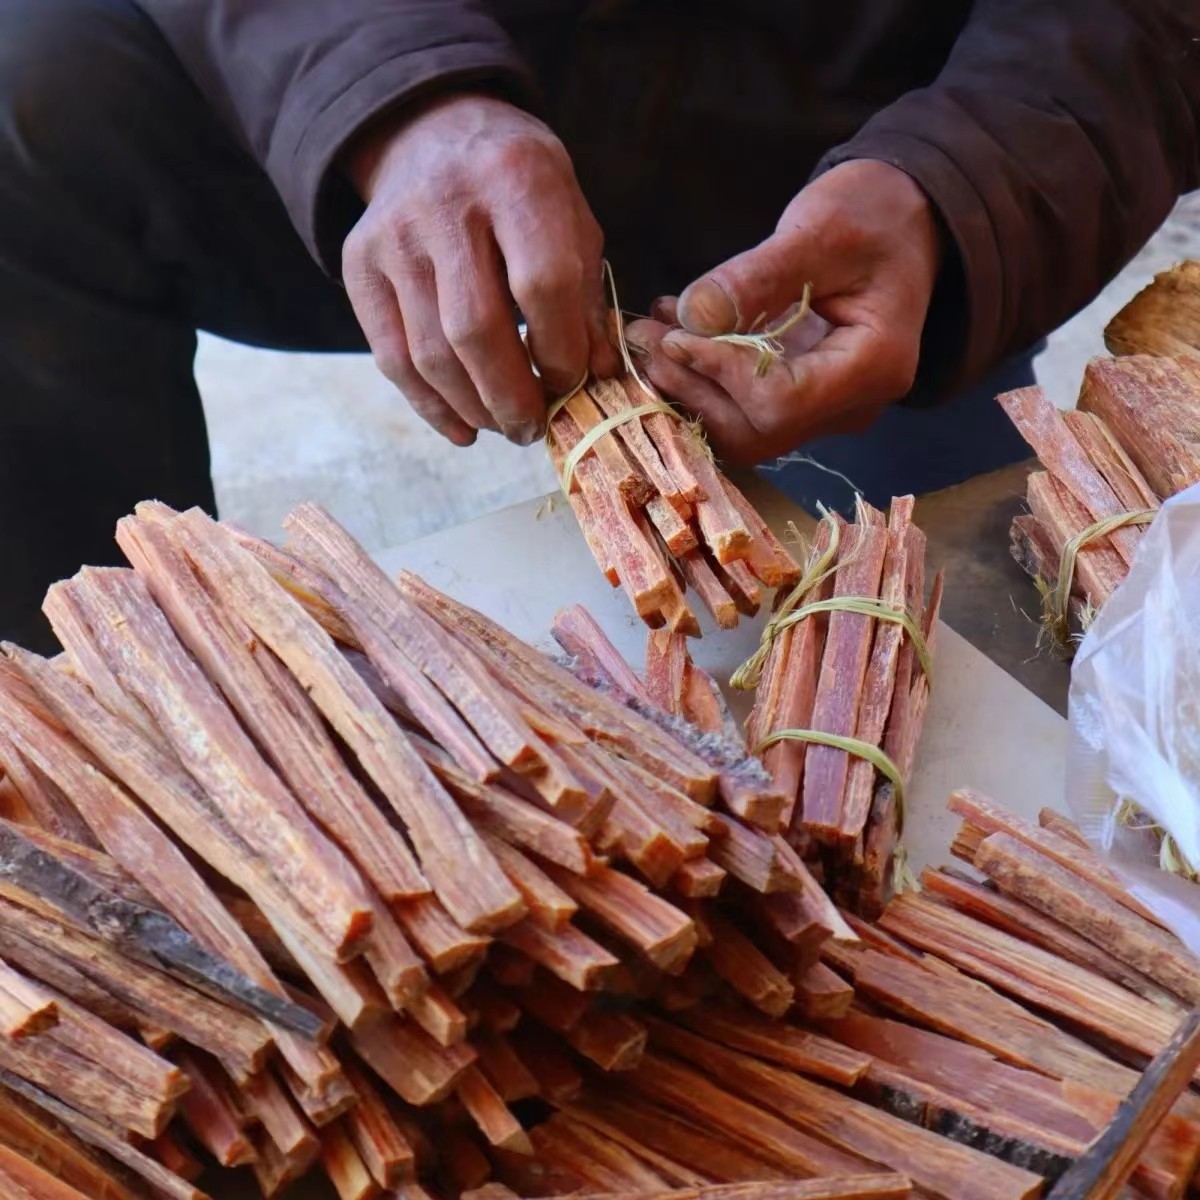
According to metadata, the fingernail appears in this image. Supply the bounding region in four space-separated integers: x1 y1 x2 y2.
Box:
505 420 542 446
678 279 739 336
660 335 693 368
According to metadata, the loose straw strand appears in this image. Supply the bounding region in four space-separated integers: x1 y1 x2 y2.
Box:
1038 508 1156 651
713 282 813 377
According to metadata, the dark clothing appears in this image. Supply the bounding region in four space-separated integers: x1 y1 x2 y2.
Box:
1 0 1198 649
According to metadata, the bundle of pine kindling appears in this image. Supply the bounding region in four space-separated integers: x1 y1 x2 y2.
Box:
0 503 1195 1200
1002 263 1200 652
738 496 942 917
545 362 800 635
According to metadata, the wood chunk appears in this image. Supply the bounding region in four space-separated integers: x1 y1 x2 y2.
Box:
973 831 1200 1006
802 522 888 839
458 1064 532 1154
173 508 522 935
1047 1011 1200 1200
793 962 854 1019
649 1019 1043 1200
1104 260 1200 358
679 1006 869 1086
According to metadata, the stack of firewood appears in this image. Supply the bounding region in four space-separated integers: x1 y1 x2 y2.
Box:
1002 263 1200 649
741 497 942 917
0 502 1197 1200
546 370 800 634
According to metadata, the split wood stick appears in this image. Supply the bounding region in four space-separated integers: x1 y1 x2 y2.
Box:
1025 472 1126 608
722 479 801 587
508 1025 583 1104
119 508 431 903
0 1143 97 1200
836 909 924 964
678 551 740 629
567 487 621 585
950 821 987 865
350 1017 476 1106
1063 410 1159 513
0 731 94 849
58 569 374 959
407 982 468 1048
801 522 889 839
705 815 791 893
174 510 522 935
476 1033 539 1102
590 378 690 513
974 832 1200 1005
555 1105 707 1188
1000 386 1141 565
320 1120 377 1200
341 1059 416 1186
1038 807 1091 848
510 969 591 1032
1104 260 1200 358
574 453 676 617
551 605 652 704
1009 513 1067 601
559 1179 915 1200
844 946 1166 1106
0 961 57 1040
647 495 700 556
173 1048 257 1168
568 1087 791 1183
1078 355 1200 500
546 864 697 971
879 893 1192 1073
0 772 33 826
277 1056 361 1128
651 1020 1043 1200
793 961 854 1019
840 498 913 844
1 1073 200 1200
463 980 521 1034
516 1115 656 1193
645 629 688 717
681 663 727 736
439 1126 493 1193
947 790 1166 928
251 1131 307 1199
629 377 704 505
1 651 332 1085
1047 1011 1200 1200
691 469 752 567
641 520 702 636
673 857 726 898
717 559 762 616
395 573 716 801
921 868 1183 1010
562 389 656 505
627 1050 875 1178
0 1087 146 1200
565 1010 648 1071
284 502 549 780
488 942 538 988
701 911 794 1016
458 1064 532 1154
498 916 619 990
240 1067 318 1165
678 1005 869 1086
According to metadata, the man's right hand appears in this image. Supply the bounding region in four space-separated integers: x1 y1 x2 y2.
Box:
343 94 616 446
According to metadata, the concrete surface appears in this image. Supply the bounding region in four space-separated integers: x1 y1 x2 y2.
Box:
198 194 1200 552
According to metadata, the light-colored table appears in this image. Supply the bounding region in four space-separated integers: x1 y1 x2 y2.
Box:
207 467 1068 1198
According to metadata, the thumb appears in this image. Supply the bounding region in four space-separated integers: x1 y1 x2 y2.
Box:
677 227 814 337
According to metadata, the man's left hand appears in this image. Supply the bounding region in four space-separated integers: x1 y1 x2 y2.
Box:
625 160 942 465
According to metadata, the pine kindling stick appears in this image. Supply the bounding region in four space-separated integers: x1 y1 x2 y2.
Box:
458 1064 533 1154
0 961 57 1040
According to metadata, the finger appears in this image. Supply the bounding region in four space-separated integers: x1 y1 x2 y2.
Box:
650 295 679 325
344 259 477 446
389 253 499 433
623 317 670 356
431 225 545 444
676 226 818 336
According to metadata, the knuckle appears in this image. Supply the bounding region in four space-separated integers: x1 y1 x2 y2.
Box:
442 304 506 355
408 335 452 381
510 256 583 311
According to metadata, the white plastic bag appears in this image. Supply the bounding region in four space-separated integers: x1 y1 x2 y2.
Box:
1067 482 1200 953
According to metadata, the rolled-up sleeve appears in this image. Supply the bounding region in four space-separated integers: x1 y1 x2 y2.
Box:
815 0 1200 401
138 1 535 269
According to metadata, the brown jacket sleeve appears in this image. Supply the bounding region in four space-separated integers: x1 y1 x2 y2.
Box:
139 0 534 270
816 0 1200 401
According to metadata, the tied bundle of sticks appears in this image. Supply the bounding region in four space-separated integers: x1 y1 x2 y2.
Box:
543 296 801 635
0 499 855 1200
737 497 942 918
1003 264 1200 653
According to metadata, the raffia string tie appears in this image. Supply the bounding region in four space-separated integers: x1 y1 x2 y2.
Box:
545 258 687 493
713 282 813 377
1040 507 1156 649
753 728 907 822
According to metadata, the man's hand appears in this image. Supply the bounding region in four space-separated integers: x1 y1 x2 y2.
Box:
625 160 942 465
343 94 616 447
